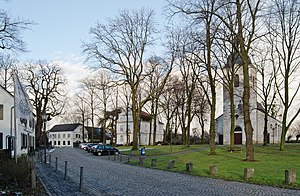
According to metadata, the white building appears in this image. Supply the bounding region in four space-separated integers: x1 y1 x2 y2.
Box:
48 123 89 147
116 110 164 146
0 86 35 157
216 54 281 145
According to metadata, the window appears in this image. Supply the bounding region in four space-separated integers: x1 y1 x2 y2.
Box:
68 141 70 145
234 74 239 87
0 105 3 120
63 134 66 138
0 132 3 149
21 133 28 149
68 134 71 138
58 134 60 139
58 141 60 145
54 141 57 145
63 141 66 145
53 134 56 139
120 135 124 142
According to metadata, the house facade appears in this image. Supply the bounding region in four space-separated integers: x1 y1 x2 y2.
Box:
216 55 281 145
0 86 35 157
116 110 164 146
48 123 88 147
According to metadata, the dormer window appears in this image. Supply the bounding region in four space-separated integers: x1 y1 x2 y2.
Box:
234 74 239 87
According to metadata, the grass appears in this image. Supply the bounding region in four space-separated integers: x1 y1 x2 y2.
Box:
120 144 300 189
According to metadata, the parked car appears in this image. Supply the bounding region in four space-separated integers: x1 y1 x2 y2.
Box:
85 143 98 153
92 145 119 156
79 143 88 150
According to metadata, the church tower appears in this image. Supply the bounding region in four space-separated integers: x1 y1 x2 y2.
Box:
222 53 257 145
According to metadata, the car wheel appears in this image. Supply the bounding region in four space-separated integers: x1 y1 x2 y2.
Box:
97 152 102 156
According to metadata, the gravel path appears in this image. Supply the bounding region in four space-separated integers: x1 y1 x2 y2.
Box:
35 148 300 196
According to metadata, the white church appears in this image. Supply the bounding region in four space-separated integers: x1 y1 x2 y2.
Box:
215 54 281 145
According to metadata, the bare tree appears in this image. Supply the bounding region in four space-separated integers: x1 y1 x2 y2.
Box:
79 77 100 143
83 8 173 150
0 54 17 89
0 9 32 52
144 56 167 145
214 0 262 161
22 61 67 147
94 71 113 144
267 0 300 151
194 82 210 144
253 47 277 146
168 0 220 154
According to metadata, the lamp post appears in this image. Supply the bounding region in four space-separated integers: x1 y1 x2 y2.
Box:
42 112 48 164
270 123 277 144
170 121 174 153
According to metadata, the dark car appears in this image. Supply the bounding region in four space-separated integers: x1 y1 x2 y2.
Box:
85 143 98 153
92 145 119 156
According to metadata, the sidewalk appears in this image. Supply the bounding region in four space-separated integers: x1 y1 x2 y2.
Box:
35 162 90 196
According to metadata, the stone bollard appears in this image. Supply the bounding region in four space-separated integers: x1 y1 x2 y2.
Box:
79 167 83 191
168 160 175 169
139 156 144 166
210 165 218 176
186 162 193 172
285 169 296 184
244 168 255 180
30 165 36 189
151 159 157 168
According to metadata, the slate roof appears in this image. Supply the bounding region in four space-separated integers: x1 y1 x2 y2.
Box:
49 123 82 132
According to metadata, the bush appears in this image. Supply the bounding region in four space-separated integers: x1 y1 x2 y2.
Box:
0 156 45 195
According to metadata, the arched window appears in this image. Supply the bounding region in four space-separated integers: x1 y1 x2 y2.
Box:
234 74 239 87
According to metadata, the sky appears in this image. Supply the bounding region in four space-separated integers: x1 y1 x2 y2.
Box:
1 0 168 92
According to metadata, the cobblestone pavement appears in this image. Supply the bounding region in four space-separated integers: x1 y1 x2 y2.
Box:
35 148 300 196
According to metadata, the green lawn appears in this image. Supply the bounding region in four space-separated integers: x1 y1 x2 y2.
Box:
119 144 300 189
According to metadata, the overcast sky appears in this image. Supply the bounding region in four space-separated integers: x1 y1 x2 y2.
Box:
2 0 167 92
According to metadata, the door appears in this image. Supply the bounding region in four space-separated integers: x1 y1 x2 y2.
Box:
218 135 223 145
234 133 242 145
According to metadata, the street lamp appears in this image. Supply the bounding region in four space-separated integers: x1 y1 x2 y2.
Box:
41 112 48 164
270 123 277 144
170 121 174 152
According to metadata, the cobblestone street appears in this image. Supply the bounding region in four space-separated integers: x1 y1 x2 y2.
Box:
35 148 300 196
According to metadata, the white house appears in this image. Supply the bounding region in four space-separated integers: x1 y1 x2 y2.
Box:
216 54 282 145
0 86 35 158
48 123 89 147
116 110 164 146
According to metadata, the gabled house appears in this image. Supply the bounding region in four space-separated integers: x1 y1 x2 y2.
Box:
116 110 164 146
48 123 88 147
0 85 35 158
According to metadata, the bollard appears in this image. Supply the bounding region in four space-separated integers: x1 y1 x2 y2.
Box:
108 150 111 160
49 155 51 168
139 156 144 166
186 162 193 172
244 168 254 180
168 160 175 169
127 153 131 163
40 150 43 162
120 153 123 162
210 165 218 176
64 161 68 180
79 167 83 191
55 157 58 172
285 169 296 184
151 159 157 168
30 164 36 189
